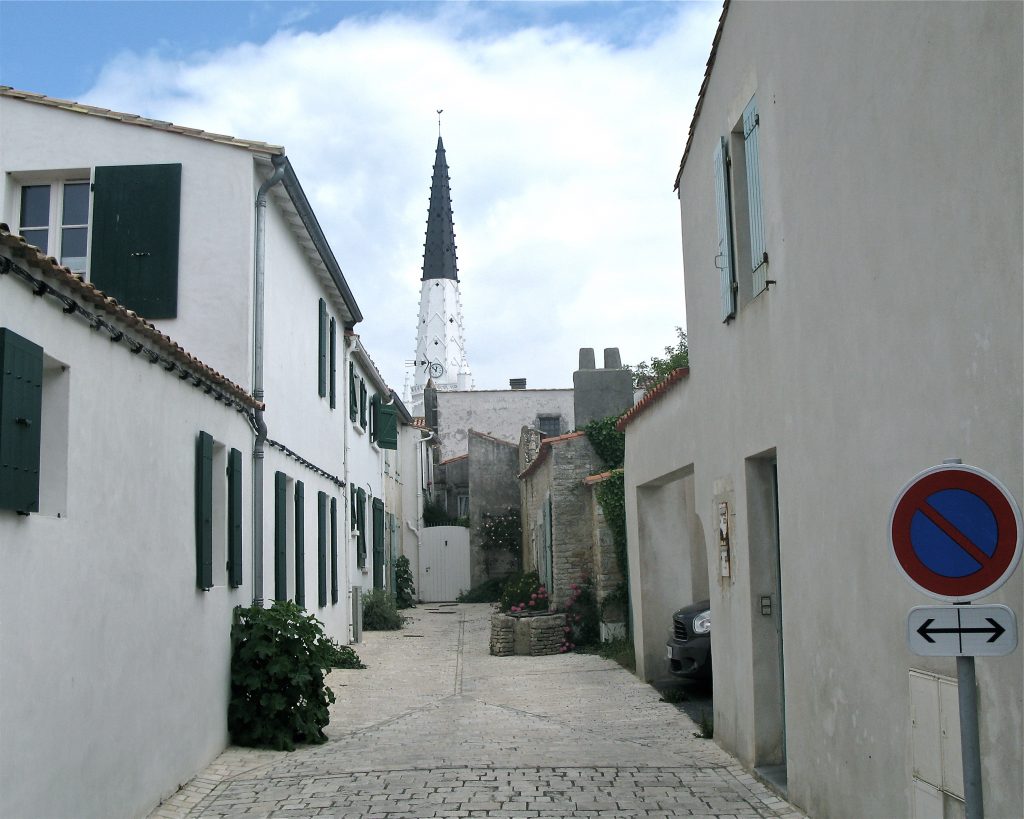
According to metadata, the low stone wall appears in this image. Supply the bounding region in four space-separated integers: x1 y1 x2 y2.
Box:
490 611 567 656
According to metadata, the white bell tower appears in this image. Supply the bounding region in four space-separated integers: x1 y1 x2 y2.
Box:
407 126 472 415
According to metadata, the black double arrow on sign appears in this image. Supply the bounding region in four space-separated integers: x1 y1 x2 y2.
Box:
917 617 1006 644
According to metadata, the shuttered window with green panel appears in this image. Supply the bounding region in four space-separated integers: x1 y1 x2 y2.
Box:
294 480 305 607
372 497 385 589
274 471 288 601
195 431 214 590
349 363 358 422
0 328 43 514
330 496 339 604
318 299 327 398
376 403 399 450
91 164 182 319
227 447 243 588
318 491 328 607
356 487 367 567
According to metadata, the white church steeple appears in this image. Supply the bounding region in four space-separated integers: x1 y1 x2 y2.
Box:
407 126 472 415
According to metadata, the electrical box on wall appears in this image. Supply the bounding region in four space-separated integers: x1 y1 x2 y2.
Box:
718 500 731 577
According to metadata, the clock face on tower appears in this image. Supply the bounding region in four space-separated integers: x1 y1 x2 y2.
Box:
429 361 445 378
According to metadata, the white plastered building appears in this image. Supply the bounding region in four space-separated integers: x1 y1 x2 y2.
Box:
0 87 388 815
620 3 1022 818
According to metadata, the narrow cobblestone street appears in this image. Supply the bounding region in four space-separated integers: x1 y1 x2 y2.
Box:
151 604 804 818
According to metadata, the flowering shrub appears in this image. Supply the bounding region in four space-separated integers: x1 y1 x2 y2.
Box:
559 577 600 652
499 571 549 614
479 507 521 554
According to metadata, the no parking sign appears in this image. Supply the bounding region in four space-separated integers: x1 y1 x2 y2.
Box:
889 463 1022 602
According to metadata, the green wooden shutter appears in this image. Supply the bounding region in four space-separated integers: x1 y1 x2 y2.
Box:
274 471 287 601
357 488 367 567
743 96 768 295
377 403 399 450
195 431 214 590
359 379 367 428
294 480 305 607
227 447 243 588
91 164 181 319
372 498 385 589
318 491 328 607
369 393 379 442
318 299 327 398
350 484 357 530
0 328 43 514
349 363 358 421
330 496 339 604
329 317 337 409
714 136 736 322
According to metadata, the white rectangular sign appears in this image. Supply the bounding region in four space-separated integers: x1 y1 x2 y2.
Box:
907 604 1017 657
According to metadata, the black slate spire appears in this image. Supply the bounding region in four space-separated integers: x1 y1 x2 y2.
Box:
421 136 459 281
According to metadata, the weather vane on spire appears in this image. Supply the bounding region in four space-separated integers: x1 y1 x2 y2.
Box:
437 109 443 137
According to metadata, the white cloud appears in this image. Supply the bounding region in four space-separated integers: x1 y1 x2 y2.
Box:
84 2 720 392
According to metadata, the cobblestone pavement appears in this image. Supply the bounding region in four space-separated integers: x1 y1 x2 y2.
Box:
150 604 804 818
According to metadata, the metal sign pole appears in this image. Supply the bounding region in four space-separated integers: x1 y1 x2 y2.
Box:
957 615 984 819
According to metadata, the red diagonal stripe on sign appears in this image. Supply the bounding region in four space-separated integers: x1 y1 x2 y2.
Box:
919 501 994 569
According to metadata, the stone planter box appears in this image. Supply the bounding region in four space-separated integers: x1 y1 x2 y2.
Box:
490 611 567 656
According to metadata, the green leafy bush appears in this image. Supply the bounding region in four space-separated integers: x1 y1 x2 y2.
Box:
362 588 403 630
479 507 521 554
395 555 416 609
325 640 366 669
228 601 338 750
423 499 454 527
499 571 548 613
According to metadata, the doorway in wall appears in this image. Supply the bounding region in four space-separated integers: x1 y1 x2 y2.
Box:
746 451 787 792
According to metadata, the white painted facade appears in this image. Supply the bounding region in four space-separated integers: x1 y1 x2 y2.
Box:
0 239 256 818
434 388 575 461
622 3 1022 817
0 91 367 813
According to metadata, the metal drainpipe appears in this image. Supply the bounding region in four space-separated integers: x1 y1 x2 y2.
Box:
252 153 288 606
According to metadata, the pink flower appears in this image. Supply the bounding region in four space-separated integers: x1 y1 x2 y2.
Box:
570 583 578 591
530 593 537 600
528 600 535 606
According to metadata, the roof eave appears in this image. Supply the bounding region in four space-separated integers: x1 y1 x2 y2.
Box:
279 160 363 325
673 0 731 191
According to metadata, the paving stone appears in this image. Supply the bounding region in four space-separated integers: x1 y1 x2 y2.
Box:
149 605 804 818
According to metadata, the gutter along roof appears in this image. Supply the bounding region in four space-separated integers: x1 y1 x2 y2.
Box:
1 86 363 326
0 224 261 412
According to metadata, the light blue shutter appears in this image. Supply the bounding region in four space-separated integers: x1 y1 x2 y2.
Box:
744 96 768 295
713 136 736 322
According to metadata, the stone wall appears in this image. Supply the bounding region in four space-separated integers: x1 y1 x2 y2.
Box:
572 347 634 428
548 435 603 608
490 612 567 656
467 431 521 587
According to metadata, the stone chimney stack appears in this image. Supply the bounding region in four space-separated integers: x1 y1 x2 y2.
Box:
509 378 527 390
573 345 634 427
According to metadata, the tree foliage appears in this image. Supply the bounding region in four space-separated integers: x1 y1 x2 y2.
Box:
628 327 689 390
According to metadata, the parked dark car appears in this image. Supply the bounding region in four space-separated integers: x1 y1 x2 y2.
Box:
666 599 711 680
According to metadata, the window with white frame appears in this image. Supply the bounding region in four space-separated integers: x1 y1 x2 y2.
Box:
18 180 91 273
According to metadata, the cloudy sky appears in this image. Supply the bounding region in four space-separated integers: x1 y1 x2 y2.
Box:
1 1 720 393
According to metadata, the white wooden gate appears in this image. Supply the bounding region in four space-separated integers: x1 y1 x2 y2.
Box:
419 526 471 602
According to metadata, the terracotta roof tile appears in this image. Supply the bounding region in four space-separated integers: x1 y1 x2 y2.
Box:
0 224 262 410
440 454 469 466
583 470 618 486
615 367 689 432
1 86 285 155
